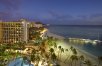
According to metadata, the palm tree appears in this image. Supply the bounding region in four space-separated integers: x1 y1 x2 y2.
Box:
70 55 78 66
65 49 68 56
58 46 62 59
64 46 75 63
16 42 25 56
98 56 102 66
64 47 73 63
70 55 75 66
70 46 73 51
0 44 6 54
31 54 36 62
39 47 46 58
17 42 25 50
74 55 78 66
58 46 61 50
47 36 53 46
79 55 84 61
49 48 54 55
61 48 64 53
65 49 68 52
79 55 84 66
32 49 36 54
53 38 58 48
85 60 92 66
54 42 57 49
72 48 77 55
60 48 64 60
51 53 57 62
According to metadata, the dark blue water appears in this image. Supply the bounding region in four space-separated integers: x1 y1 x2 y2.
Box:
48 25 102 56
48 25 102 40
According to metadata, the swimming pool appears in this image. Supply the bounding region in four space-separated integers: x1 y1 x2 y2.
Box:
7 57 34 66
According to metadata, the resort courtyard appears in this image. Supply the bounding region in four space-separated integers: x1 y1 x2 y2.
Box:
1 34 102 66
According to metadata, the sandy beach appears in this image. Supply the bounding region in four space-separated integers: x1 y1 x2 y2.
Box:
46 31 65 40
47 30 99 66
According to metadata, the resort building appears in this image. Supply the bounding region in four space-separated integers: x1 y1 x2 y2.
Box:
0 20 28 43
0 19 30 44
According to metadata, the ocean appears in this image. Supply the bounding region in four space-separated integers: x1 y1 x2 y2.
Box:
48 25 102 56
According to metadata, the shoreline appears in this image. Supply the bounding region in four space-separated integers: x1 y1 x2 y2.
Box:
46 30 65 40
47 30 98 65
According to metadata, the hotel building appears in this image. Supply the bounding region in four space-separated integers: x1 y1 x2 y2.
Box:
0 19 30 44
0 19 47 44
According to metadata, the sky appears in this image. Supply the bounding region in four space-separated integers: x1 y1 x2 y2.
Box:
0 0 102 25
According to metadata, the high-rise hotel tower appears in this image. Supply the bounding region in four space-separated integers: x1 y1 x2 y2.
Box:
0 19 30 44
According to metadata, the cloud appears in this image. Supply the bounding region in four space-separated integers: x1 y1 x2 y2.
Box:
89 13 102 19
0 0 22 21
43 13 102 25
77 15 89 20
0 0 22 10
48 11 74 20
88 14 102 22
